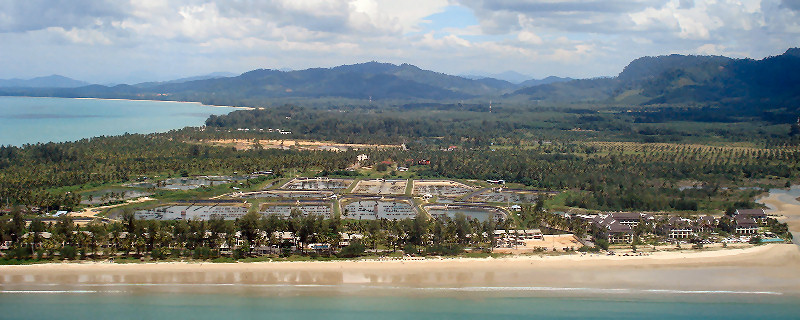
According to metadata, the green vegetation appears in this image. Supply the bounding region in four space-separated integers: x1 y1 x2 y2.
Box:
1 49 799 263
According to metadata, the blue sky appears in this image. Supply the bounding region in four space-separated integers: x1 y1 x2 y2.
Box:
0 0 798 84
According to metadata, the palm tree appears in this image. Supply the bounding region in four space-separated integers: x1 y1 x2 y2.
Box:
86 220 108 259
29 217 46 256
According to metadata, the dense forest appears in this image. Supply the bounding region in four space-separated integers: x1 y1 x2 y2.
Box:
1 111 798 214
204 104 798 145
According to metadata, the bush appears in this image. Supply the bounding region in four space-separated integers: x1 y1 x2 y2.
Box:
338 241 366 258
424 244 464 256
749 235 762 245
233 248 246 259
595 239 610 251
60 246 78 260
7 247 31 260
192 246 217 260
151 247 169 260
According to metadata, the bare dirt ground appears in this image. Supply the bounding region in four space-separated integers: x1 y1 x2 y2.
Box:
198 139 401 151
494 234 583 254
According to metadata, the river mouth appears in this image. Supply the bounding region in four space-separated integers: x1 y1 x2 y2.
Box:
756 185 800 236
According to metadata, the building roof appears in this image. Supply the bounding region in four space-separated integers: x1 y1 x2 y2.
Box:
610 212 652 220
606 220 632 233
699 215 718 223
735 208 766 217
734 215 758 227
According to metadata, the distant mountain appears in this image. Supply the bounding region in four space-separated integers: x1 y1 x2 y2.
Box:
513 77 617 103
16 62 517 102
511 48 800 118
616 54 732 83
135 72 237 88
2 49 799 118
461 71 532 84
0 75 89 88
518 76 574 88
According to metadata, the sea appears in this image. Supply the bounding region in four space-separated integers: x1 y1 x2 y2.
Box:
1 287 799 319
3 97 800 319
0 96 234 146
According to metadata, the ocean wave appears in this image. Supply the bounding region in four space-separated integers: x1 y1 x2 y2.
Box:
0 284 783 296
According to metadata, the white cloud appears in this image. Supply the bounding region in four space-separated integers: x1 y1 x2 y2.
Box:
0 0 797 82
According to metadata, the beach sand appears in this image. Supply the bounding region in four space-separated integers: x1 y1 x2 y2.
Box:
2 244 800 295
758 192 800 232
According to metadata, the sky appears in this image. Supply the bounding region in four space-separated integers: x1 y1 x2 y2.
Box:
0 0 798 84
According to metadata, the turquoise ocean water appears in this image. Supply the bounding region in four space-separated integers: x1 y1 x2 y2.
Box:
0 96 233 146
1 288 799 319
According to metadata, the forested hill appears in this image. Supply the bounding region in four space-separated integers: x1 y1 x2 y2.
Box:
0 62 520 103
512 48 800 120
0 75 89 88
1 48 799 115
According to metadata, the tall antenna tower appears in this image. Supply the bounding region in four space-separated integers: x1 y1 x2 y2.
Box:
489 100 492 113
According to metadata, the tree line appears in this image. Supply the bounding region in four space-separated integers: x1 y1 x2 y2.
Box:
0 204 586 262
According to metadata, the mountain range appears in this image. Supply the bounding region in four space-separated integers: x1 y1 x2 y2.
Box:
511 48 800 115
1 48 798 119
0 75 89 88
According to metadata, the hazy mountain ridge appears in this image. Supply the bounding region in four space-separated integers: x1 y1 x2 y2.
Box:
0 75 89 88
511 48 800 116
1 48 798 117
134 72 237 88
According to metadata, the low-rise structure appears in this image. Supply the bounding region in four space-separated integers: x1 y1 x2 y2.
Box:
734 208 767 221
735 215 759 234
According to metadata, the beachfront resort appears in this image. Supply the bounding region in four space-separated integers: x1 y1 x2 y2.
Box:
1 170 792 262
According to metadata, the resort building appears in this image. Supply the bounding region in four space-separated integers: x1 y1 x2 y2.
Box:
607 212 654 227
735 215 759 234
590 215 634 243
733 208 767 221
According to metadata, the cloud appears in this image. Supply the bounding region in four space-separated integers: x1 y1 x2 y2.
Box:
0 0 797 83
783 0 800 10
0 0 127 33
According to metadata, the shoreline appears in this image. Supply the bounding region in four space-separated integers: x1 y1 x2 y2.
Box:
3 244 800 295
757 185 800 232
2 95 253 110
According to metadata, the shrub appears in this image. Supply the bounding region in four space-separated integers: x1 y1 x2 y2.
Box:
338 241 366 258
192 246 217 260
424 244 464 256
7 247 31 260
60 246 78 260
595 239 610 251
151 247 169 260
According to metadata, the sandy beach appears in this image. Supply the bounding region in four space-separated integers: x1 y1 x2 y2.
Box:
3 244 799 295
72 97 253 110
758 191 800 232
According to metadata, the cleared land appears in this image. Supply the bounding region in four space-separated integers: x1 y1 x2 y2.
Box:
424 204 505 222
351 179 408 195
259 202 334 219
231 190 333 199
280 178 354 191
200 139 401 151
341 198 417 220
494 234 583 254
469 189 540 203
412 180 478 198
